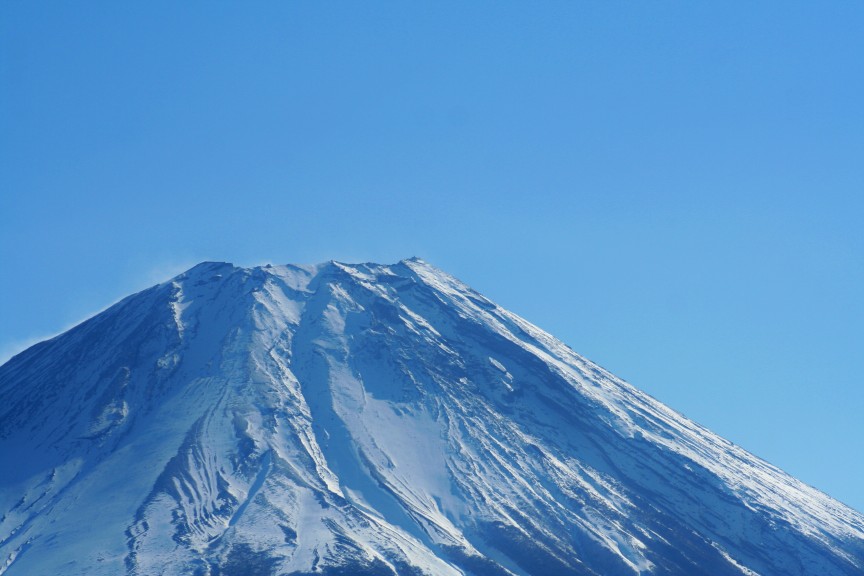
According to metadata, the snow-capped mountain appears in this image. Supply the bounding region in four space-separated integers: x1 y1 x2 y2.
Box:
1 258 862 576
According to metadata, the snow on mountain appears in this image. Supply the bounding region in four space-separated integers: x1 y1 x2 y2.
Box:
1 258 862 575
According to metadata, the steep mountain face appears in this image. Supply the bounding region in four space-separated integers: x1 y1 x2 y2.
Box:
1 259 862 576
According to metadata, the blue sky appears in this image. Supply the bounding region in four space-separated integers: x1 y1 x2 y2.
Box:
1 3 862 511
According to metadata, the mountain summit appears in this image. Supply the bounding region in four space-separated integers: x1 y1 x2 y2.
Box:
1 259 862 575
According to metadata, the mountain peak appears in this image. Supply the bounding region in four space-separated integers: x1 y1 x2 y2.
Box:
182 260 237 274
1 260 862 576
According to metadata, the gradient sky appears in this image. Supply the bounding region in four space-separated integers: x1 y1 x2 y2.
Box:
1 3 862 512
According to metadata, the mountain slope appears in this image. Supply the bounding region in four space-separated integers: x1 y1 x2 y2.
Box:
1 259 862 575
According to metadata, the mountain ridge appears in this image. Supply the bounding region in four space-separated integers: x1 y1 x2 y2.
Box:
1 259 862 575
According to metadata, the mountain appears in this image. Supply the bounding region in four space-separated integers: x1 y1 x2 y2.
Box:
1 258 862 576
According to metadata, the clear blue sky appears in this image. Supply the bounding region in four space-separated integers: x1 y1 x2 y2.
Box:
2 3 862 512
